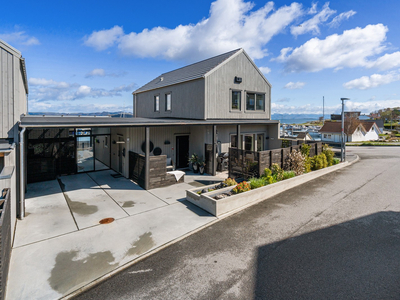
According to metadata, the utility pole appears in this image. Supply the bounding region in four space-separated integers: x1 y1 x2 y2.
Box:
341 98 350 162
323 96 325 121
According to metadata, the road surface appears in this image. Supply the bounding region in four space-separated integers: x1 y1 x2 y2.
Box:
75 147 400 300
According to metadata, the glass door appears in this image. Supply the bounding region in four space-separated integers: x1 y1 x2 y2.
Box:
77 129 94 172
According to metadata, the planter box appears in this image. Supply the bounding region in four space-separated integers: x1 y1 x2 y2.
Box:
187 161 350 217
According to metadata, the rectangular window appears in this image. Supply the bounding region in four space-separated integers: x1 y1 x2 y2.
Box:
154 95 160 112
246 92 265 111
256 94 265 110
165 93 171 111
231 90 241 110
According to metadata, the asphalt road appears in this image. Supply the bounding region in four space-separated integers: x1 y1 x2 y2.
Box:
75 147 400 300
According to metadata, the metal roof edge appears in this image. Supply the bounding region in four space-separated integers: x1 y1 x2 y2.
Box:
132 77 204 95
0 39 22 58
20 58 28 93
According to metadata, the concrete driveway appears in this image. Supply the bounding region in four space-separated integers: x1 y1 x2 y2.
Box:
75 147 400 300
7 170 221 300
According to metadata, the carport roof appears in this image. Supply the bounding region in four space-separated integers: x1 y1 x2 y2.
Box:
19 115 279 128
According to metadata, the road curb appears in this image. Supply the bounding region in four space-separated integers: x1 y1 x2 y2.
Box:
63 154 360 300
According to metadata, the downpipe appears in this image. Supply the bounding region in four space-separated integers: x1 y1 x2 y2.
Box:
19 126 26 220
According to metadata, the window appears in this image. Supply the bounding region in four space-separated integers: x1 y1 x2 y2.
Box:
231 90 241 110
165 93 171 111
230 133 264 151
154 95 160 112
246 92 265 111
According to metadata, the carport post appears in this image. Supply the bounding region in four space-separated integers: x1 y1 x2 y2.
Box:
212 125 217 176
145 127 150 190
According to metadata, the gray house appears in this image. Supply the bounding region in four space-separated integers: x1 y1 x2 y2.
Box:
19 48 279 192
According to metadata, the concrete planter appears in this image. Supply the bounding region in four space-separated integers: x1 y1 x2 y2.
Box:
187 161 351 217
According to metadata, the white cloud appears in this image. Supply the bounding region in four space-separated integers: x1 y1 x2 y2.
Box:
329 10 356 28
85 68 128 78
276 24 391 72
271 99 400 114
83 25 124 51
343 72 400 90
290 2 336 36
86 68 106 77
259 66 271 74
84 0 304 61
369 52 400 70
284 81 305 89
28 77 136 101
0 31 40 46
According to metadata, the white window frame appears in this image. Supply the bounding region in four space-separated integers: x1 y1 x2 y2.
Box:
165 93 172 112
154 94 160 112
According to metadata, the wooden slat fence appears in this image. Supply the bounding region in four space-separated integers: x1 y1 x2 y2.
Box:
229 142 323 180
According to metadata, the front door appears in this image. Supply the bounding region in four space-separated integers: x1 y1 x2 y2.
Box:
176 135 189 169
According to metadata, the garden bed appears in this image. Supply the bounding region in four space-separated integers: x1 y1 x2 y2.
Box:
186 160 351 217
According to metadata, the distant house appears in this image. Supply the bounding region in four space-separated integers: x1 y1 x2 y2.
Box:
319 120 379 142
296 132 313 141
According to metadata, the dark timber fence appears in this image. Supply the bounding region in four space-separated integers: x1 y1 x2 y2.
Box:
0 189 11 300
129 151 184 190
229 141 323 180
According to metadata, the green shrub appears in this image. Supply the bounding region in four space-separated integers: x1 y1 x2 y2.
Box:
223 178 237 186
304 157 312 173
283 170 296 180
312 153 328 170
333 158 340 165
232 181 251 194
322 144 335 166
265 175 276 184
300 144 311 157
271 163 284 181
285 150 305 175
263 168 272 177
249 177 267 189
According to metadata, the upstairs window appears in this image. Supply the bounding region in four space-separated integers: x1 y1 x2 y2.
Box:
231 90 241 110
165 93 171 111
154 95 160 112
246 92 265 111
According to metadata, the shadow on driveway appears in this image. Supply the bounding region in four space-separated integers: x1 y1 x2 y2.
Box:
254 211 400 299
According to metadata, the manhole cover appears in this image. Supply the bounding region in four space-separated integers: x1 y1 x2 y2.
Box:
99 217 115 224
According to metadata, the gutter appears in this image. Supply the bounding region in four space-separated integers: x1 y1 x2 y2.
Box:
19 127 26 220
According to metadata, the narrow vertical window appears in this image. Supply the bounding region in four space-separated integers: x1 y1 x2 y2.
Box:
231 90 241 110
154 95 160 112
165 93 171 111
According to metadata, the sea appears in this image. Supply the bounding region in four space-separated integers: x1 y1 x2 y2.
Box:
278 118 319 124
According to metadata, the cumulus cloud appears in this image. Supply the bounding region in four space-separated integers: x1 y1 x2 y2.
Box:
83 0 304 61
343 72 400 90
369 52 400 70
28 77 136 101
276 24 393 72
290 2 336 36
329 10 356 28
0 31 40 46
85 68 128 78
83 25 123 51
284 81 305 89
272 99 400 114
259 66 271 74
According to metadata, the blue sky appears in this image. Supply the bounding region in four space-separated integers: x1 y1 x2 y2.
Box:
2 0 400 115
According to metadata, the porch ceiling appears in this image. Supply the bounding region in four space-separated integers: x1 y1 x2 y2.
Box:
19 115 279 128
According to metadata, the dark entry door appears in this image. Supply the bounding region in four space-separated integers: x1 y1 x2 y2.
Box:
176 135 189 169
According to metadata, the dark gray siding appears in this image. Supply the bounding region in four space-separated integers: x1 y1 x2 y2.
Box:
205 51 271 120
135 79 205 120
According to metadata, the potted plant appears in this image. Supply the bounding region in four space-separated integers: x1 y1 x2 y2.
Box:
189 153 199 173
198 160 206 175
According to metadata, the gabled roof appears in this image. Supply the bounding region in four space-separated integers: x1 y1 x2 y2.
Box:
319 121 366 135
133 48 244 94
